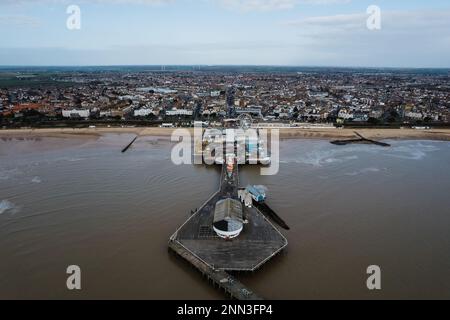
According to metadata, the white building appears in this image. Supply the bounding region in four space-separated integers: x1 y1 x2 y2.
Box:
165 109 193 116
62 109 90 118
405 111 423 120
338 110 354 120
134 108 154 117
99 110 112 118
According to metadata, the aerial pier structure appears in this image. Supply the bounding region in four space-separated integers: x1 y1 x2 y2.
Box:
169 127 288 300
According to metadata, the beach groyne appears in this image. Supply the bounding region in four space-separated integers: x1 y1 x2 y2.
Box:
121 136 138 153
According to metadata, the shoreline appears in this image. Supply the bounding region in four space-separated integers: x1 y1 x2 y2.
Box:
0 127 450 142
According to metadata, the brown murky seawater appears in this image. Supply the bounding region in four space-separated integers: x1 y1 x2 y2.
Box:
0 134 449 299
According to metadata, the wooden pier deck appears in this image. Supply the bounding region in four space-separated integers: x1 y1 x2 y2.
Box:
169 240 262 300
170 162 287 272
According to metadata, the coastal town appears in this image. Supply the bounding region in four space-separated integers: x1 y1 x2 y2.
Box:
0 67 449 129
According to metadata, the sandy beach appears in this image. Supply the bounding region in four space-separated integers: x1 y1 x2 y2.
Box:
0 127 450 141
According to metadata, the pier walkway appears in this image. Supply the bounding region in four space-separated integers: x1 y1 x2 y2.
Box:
170 162 287 271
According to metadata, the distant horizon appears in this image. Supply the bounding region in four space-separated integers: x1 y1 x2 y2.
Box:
1 64 450 70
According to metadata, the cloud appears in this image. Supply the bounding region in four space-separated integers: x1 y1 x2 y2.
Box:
281 9 450 67
90 0 174 4
0 15 40 26
284 9 450 34
0 0 350 11
0 0 174 5
216 0 298 12
213 0 351 12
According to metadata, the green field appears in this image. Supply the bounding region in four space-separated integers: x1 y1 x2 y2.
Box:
0 72 75 88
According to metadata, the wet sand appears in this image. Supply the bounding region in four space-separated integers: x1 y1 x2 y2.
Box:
279 128 450 141
1 127 449 142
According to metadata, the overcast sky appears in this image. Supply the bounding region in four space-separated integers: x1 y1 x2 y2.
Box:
1 0 450 67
